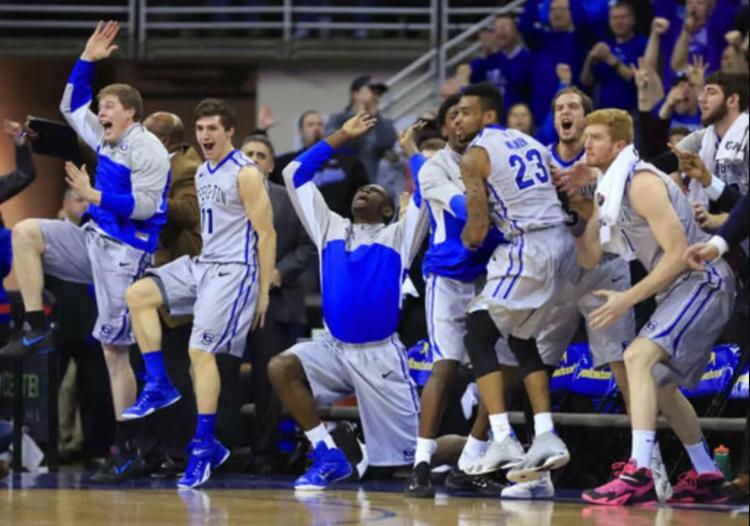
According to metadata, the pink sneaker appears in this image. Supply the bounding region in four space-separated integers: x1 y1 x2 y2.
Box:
667 470 729 504
582 459 658 506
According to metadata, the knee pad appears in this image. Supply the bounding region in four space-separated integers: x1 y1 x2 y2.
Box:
508 336 546 379
464 310 501 379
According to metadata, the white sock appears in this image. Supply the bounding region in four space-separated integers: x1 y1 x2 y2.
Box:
533 412 554 436
631 430 656 469
684 440 717 474
489 413 511 442
414 437 438 466
305 423 336 449
463 434 489 458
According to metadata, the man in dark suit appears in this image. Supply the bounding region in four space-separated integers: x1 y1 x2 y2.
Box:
242 135 317 472
137 111 202 477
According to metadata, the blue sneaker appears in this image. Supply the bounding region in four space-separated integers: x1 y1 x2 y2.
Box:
294 442 353 491
121 382 181 420
178 442 215 489
187 438 230 470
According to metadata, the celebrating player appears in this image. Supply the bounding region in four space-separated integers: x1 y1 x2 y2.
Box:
270 112 428 491
576 109 735 506
122 98 276 489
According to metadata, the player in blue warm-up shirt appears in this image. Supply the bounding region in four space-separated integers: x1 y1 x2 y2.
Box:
269 112 428 491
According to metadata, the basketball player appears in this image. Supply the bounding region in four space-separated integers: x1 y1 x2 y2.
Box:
458 83 578 485
0 21 170 483
121 98 276 489
576 110 735 505
404 94 506 498
269 112 427 491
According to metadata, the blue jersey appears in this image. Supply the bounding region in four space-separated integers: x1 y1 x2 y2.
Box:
283 141 428 344
417 148 503 281
592 35 647 110
60 59 170 253
470 46 533 116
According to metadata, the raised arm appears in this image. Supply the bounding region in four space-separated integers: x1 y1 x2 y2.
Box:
238 165 277 330
283 112 376 248
460 146 491 250
60 21 120 149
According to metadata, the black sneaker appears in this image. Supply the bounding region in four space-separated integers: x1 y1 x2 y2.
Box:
89 446 146 484
0 327 54 358
405 462 434 498
445 466 505 496
150 456 185 479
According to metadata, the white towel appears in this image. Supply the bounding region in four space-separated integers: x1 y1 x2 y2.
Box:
595 144 639 260
699 112 749 175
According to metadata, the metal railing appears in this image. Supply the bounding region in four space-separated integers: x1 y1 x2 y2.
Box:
380 0 526 120
139 0 439 59
0 1 136 56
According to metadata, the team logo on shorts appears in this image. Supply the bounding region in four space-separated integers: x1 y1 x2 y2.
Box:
201 332 216 345
644 320 659 333
403 448 415 462
101 324 114 336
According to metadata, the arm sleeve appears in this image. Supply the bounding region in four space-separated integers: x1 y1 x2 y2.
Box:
59 59 104 150
419 159 467 220
716 193 749 247
282 140 338 249
0 145 37 203
99 138 170 220
713 180 742 212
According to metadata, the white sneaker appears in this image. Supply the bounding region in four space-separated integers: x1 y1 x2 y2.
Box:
464 434 525 475
651 442 673 502
501 472 555 500
507 431 570 484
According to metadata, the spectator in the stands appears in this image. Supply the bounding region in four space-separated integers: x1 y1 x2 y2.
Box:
721 30 749 73
655 0 741 78
506 102 535 136
274 110 369 219
657 71 703 132
518 0 594 127
469 15 532 117
325 75 398 184
580 2 647 111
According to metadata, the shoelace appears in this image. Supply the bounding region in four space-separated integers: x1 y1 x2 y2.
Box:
611 461 628 479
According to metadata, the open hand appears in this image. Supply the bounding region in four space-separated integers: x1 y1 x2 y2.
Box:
341 111 377 140
399 120 426 157
64 162 94 201
82 20 120 62
590 289 631 329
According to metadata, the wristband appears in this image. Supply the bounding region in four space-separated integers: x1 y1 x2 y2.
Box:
707 235 729 258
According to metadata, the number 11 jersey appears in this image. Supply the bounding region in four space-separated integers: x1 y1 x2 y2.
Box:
196 149 258 264
469 125 566 238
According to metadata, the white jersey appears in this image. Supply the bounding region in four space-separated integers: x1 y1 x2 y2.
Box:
470 126 567 238
196 149 257 264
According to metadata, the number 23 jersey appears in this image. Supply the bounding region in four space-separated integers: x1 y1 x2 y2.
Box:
196 150 258 264
469 125 567 238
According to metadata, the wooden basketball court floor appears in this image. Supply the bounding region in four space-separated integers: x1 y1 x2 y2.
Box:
2 473 748 525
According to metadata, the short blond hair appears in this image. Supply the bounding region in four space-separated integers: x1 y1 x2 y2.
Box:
585 109 633 144
98 83 143 121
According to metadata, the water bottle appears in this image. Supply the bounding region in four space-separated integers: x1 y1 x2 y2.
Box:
713 444 732 479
